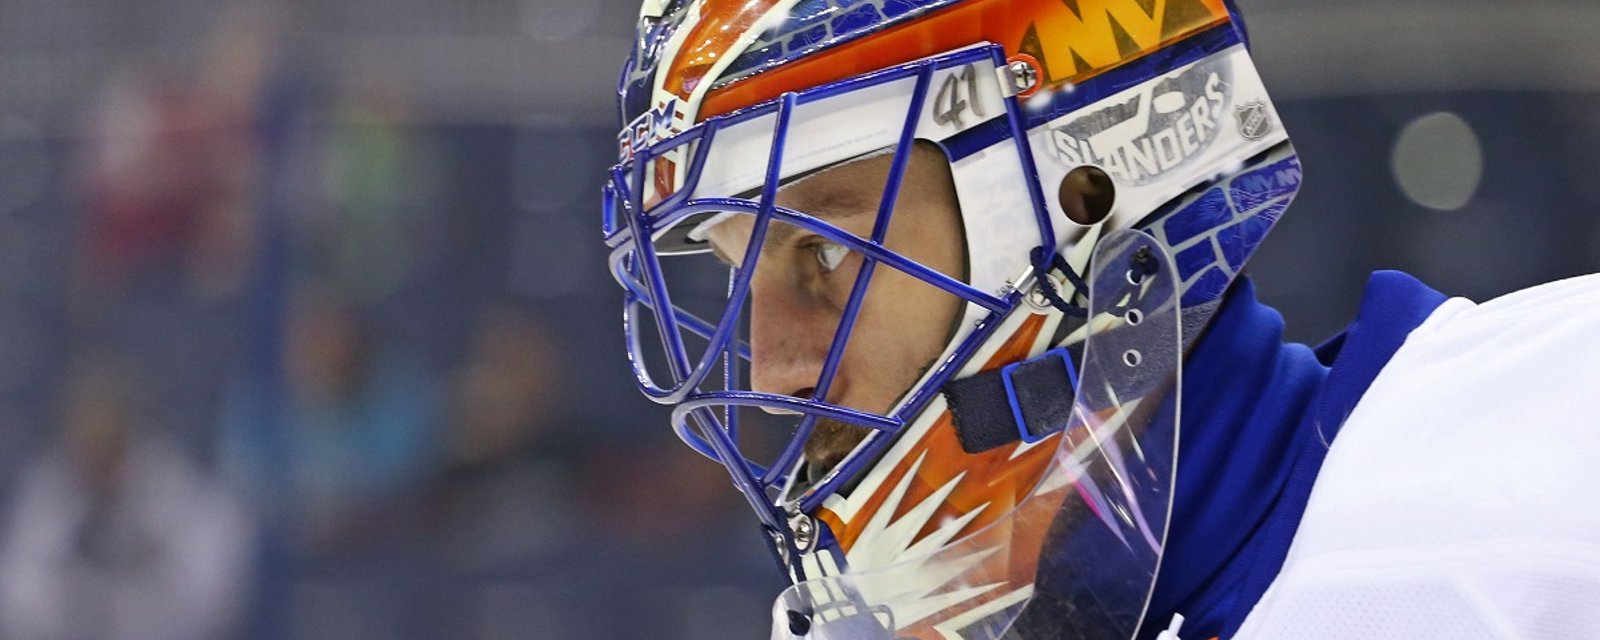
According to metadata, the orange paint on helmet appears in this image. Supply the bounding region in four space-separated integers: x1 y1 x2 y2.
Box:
699 0 1230 119
805 306 1159 634
816 313 1055 554
652 157 677 206
662 0 789 99
811 312 1117 635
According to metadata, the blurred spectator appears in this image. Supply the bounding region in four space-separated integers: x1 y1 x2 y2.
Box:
72 72 257 309
309 99 437 305
449 307 558 468
218 287 443 549
0 355 253 640
430 307 574 568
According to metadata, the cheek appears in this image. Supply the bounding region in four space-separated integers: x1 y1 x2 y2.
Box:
849 206 967 363
855 269 961 365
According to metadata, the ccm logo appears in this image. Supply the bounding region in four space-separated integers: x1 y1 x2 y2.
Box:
617 99 678 162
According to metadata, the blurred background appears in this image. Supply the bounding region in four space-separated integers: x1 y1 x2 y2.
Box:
0 0 1595 638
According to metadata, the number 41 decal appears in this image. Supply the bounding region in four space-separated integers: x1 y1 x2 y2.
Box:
932 64 986 129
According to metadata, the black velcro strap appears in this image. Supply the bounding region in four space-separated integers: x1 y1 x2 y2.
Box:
943 347 1079 454
942 370 1013 454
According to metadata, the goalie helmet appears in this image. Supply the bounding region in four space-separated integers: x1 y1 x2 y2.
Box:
600 0 1302 636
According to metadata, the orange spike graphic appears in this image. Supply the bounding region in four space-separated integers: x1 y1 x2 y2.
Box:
818 313 1055 554
814 312 1091 635
701 0 1229 119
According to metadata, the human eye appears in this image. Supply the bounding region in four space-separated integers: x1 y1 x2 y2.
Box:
813 239 849 274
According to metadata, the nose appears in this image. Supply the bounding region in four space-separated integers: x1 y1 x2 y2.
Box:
746 268 835 406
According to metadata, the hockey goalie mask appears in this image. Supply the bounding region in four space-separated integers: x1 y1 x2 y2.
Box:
601 0 1303 637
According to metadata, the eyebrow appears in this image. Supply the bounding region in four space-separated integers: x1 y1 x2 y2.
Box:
707 187 872 268
708 143 894 267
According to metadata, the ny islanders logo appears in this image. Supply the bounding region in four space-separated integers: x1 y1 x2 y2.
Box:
1049 57 1233 186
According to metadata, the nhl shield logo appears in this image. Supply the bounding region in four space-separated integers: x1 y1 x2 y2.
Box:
1235 100 1273 140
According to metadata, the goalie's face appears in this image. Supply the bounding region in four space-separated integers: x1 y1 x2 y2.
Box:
703 141 967 474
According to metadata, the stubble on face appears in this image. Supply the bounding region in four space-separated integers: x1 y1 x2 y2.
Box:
803 417 866 480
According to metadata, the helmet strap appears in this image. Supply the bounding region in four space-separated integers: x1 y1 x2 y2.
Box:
943 346 1081 454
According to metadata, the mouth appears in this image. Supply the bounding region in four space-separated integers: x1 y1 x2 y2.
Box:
798 359 941 485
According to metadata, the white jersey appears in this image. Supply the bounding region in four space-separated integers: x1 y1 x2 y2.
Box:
1235 274 1600 638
